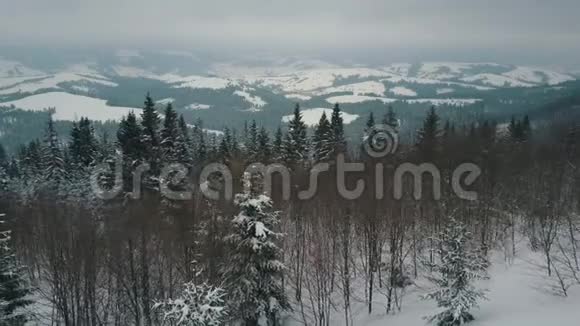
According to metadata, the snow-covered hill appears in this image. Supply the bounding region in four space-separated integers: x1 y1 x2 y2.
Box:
0 54 577 126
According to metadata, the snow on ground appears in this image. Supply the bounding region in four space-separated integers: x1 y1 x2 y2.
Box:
203 128 224 136
0 92 139 121
69 85 91 93
406 98 481 106
389 86 417 97
246 68 393 93
285 93 312 101
502 67 574 85
287 248 580 326
0 73 118 95
112 66 237 90
314 81 386 97
381 75 495 91
185 103 212 110
172 75 237 90
326 95 398 104
461 73 535 87
417 62 505 80
436 88 455 95
383 63 412 76
156 97 174 105
282 108 359 127
233 90 267 111
0 57 43 77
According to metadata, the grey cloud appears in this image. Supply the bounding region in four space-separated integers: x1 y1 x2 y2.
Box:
0 0 579 66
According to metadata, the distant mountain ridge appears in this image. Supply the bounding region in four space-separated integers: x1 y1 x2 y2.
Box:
0 51 578 138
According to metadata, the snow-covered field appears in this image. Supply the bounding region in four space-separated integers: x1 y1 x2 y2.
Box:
185 103 212 110
0 92 139 121
314 81 386 97
233 90 267 111
0 73 118 95
282 107 359 127
325 95 398 104
389 86 417 97
287 248 580 326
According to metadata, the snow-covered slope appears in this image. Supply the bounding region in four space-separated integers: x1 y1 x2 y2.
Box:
282 108 359 127
286 248 580 326
0 92 138 121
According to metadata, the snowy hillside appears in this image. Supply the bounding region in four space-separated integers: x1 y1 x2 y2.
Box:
0 54 577 128
325 250 580 326
0 92 139 121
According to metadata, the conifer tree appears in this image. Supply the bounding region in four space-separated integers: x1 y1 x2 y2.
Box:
383 105 399 129
282 104 308 166
141 93 161 169
222 174 289 326
0 144 6 168
117 112 144 164
329 103 346 156
160 103 179 162
41 116 66 184
69 117 98 167
272 127 284 162
245 120 259 161
218 128 232 163
191 119 207 164
423 218 489 326
312 112 332 162
256 127 271 163
416 106 442 161
176 114 193 166
0 214 32 325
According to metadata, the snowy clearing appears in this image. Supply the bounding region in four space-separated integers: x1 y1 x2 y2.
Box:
0 73 118 95
233 90 267 110
326 252 580 326
461 73 535 87
155 98 175 105
282 107 359 127
284 93 312 101
184 103 212 110
325 95 398 104
0 92 139 121
436 88 455 95
315 81 386 96
406 98 481 106
389 86 417 97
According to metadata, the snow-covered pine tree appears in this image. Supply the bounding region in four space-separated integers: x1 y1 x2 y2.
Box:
416 106 442 162
282 104 308 166
222 174 289 326
383 105 399 130
422 218 489 326
176 114 193 167
256 126 271 163
160 103 179 163
191 118 207 164
272 126 284 163
153 279 227 326
0 214 32 325
41 116 67 186
218 128 232 163
245 120 259 162
312 111 332 163
329 103 346 157
141 93 161 175
69 117 98 168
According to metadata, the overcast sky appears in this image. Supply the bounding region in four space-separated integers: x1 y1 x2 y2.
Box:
1 0 579 67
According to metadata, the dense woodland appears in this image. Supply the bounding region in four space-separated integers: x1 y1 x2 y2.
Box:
0 93 579 326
